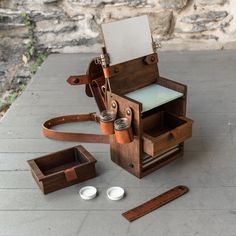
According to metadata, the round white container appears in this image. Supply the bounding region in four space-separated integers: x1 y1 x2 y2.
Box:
106 187 125 201
79 186 97 200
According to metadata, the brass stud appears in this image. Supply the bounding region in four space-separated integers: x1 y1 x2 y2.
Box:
101 85 106 94
126 109 131 116
112 101 116 108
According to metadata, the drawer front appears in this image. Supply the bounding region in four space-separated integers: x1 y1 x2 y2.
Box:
143 117 193 157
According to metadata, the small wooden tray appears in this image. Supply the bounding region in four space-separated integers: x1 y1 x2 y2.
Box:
28 145 97 194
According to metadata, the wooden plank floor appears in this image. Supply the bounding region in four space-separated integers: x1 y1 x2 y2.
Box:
1 51 236 236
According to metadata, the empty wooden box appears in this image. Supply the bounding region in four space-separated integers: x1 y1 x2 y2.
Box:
28 145 97 194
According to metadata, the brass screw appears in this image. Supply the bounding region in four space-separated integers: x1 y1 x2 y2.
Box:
114 67 119 73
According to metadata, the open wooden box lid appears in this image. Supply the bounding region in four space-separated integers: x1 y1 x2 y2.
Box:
102 15 154 67
101 15 184 113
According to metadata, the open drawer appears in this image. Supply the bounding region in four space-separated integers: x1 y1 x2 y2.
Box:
142 111 193 156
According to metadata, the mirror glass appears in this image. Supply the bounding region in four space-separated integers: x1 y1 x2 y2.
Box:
102 15 153 65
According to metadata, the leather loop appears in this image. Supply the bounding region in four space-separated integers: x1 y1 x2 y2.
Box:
115 128 133 144
42 113 109 143
64 168 77 182
67 75 92 85
103 67 110 79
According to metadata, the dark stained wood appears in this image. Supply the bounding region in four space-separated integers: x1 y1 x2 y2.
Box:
142 112 193 157
122 185 189 222
108 92 142 178
156 77 187 116
108 53 159 95
104 50 193 178
163 98 187 117
27 145 97 194
157 77 187 95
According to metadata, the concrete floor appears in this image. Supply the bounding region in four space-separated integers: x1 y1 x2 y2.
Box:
0 51 236 236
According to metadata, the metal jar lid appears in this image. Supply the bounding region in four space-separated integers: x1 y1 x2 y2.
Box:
114 118 130 131
100 110 116 123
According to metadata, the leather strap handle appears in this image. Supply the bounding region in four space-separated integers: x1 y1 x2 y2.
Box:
42 113 109 143
122 185 189 222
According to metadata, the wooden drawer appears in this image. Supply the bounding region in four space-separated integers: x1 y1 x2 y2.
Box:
142 112 193 156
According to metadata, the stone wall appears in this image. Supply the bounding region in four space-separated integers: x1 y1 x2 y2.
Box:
0 0 236 94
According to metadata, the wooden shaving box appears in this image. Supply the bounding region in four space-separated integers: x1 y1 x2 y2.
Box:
106 52 193 178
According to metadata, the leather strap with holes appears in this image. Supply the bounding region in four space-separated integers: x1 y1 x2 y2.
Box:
42 112 109 143
122 185 189 222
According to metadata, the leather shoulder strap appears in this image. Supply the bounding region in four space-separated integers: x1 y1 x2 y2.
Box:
42 112 109 144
